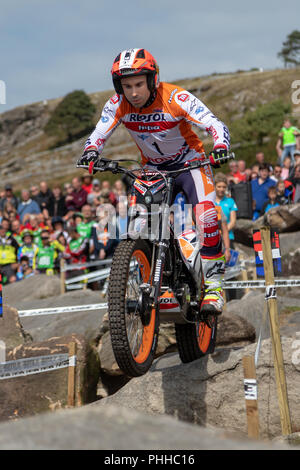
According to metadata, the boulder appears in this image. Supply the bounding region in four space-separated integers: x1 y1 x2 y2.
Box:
0 305 32 349
0 334 100 422
226 292 300 340
97 337 300 439
0 402 290 450
96 312 255 378
3 274 61 305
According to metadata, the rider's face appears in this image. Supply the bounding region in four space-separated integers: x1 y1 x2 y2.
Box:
121 75 150 108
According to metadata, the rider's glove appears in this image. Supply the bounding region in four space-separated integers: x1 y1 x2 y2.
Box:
77 149 99 166
209 145 228 168
77 148 99 174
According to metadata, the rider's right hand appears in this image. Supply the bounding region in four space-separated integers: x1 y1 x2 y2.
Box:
77 148 99 168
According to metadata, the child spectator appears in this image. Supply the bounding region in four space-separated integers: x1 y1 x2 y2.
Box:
215 173 238 248
281 156 293 180
16 255 34 281
275 180 293 205
260 186 280 215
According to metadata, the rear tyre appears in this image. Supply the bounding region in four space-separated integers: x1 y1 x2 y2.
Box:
108 239 159 377
175 314 217 364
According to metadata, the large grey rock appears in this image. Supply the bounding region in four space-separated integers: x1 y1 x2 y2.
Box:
97 338 300 439
0 402 291 450
0 334 100 422
226 292 300 340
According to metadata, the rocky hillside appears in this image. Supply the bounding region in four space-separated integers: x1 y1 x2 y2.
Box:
0 67 300 192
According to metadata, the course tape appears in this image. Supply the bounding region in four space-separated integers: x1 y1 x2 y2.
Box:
223 279 300 289
0 353 69 380
18 303 108 317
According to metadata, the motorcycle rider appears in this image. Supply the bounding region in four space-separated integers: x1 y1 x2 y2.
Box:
77 48 230 317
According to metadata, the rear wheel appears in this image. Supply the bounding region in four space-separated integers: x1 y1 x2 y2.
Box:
108 239 159 377
175 314 217 364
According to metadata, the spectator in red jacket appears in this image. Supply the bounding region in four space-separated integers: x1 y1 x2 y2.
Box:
65 177 88 212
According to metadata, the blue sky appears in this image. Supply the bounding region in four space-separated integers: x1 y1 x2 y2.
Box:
1 0 300 113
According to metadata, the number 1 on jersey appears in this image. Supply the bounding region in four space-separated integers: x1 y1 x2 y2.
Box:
152 142 164 156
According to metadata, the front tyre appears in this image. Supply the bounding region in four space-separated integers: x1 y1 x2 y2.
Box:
108 239 159 377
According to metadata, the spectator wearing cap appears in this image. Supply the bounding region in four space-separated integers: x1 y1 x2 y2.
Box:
251 163 276 220
87 179 102 205
33 229 65 275
17 231 38 268
0 183 19 213
17 189 41 223
65 177 88 212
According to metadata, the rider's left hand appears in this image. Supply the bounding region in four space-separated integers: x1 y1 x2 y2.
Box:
209 144 228 168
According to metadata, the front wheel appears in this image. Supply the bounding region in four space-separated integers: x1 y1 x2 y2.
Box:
108 239 159 377
175 314 217 364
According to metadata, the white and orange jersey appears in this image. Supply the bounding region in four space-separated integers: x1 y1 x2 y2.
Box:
85 82 230 168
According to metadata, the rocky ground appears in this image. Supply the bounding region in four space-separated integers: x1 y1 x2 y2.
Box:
0 235 300 449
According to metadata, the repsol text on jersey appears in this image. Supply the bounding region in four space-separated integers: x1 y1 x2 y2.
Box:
129 113 166 122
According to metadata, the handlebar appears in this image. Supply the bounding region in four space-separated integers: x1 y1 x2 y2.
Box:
76 152 235 179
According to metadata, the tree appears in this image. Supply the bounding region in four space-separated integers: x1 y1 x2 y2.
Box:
278 30 300 68
45 90 96 145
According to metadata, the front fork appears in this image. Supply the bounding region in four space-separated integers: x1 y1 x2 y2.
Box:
150 177 174 309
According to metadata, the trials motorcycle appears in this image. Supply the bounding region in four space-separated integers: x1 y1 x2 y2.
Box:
77 153 234 377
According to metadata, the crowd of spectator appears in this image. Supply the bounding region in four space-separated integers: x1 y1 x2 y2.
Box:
0 175 129 285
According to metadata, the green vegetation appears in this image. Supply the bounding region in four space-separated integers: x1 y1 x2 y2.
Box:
229 99 292 164
44 90 96 146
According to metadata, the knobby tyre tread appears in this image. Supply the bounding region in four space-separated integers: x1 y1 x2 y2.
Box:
175 316 217 364
108 239 159 377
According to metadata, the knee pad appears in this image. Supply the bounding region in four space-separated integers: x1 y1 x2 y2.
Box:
193 201 221 257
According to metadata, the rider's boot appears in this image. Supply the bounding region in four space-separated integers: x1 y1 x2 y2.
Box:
194 200 225 317
200 254 225 316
